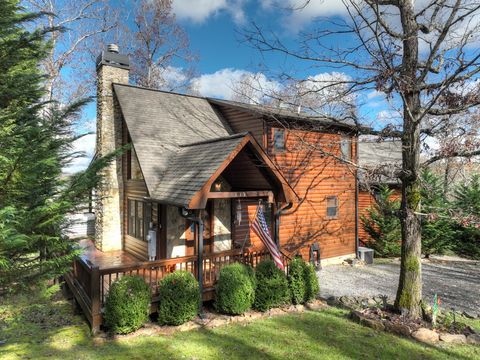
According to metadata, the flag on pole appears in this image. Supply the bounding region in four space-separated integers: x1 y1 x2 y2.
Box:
251 205 285 270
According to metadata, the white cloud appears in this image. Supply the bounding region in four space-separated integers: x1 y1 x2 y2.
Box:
172 0 247 24
63 132 96 175
262 0 347 31
190 68 280 102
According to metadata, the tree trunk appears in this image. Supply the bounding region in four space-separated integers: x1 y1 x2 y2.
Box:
394 0 423 319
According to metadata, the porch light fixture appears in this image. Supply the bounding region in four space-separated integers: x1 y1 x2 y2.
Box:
214 180 222 192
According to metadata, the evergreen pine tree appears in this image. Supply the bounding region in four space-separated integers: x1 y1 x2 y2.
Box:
0 1 114 291
361 186 402 257
452 175 480 259
419 169 456 258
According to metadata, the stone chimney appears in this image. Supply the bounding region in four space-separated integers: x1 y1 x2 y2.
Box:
95 44 129 251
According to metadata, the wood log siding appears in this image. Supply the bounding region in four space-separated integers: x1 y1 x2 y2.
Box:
212 105 265 145
268 127 357 259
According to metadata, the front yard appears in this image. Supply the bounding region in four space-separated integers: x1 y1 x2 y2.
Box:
1 285 479 360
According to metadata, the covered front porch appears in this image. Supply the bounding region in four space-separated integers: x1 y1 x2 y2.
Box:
66 133 297 332
65 238 280 333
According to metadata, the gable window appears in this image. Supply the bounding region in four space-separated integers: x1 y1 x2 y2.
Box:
273 128 285 151
128 198 146 240
340 137 351 161
326 196 338 218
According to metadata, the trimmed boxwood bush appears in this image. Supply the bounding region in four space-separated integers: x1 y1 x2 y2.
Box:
215 263 255 315
253 259 290 312
304 262 320 302
104 275 151 334
288 258 306 304
157 271 200 325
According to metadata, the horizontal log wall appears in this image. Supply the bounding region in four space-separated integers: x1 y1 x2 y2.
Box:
269 127 357 259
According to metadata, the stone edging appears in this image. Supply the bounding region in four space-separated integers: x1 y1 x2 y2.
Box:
94 300 327 343
350 310 480 346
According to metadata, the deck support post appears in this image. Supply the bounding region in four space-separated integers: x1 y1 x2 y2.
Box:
90 266 101 334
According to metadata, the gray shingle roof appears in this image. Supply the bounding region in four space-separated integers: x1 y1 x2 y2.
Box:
113 84 298 207
358 140 402 185
209 98 362 130
114 84 232 200
152 134 246 207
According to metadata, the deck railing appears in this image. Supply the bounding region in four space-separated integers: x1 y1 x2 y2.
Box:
65 248 284 332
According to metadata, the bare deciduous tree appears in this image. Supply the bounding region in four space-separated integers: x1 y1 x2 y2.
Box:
23 0 118 103
243 0 480 318
125 0 196 91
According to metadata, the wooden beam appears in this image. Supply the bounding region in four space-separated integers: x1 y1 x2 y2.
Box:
207 191 274 202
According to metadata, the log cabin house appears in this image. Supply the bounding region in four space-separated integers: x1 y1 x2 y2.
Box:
65 45 390 331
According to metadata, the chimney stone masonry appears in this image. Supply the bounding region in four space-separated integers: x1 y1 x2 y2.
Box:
95 45 129 251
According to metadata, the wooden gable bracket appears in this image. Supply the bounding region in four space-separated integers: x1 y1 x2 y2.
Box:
188 133 298 209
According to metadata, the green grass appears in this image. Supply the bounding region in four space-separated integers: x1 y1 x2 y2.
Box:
0 285 479 360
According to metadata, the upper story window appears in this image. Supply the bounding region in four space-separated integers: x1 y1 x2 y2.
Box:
340 137 351 161
326 196 338 218
273 128 285 152
128 198 145 240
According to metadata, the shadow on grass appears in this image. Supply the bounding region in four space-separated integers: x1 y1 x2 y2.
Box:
2 305 479 360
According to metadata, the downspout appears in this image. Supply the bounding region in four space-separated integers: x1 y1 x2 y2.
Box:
274 202 293 246
180 207 204 317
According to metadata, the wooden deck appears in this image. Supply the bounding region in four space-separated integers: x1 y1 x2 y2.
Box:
65 240 277 332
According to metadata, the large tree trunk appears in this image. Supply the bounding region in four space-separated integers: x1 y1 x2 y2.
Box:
394 0 423 319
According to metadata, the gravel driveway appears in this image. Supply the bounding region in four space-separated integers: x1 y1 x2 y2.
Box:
318 256 480 315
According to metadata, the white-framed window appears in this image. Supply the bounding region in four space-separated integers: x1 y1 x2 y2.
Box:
273 128 285 151
326 196 338 218
340 137 351 161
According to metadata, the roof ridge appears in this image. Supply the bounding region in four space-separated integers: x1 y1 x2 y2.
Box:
179 132 248 148
112 82 209 101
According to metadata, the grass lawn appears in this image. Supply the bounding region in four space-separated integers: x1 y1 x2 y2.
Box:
1 285 479 360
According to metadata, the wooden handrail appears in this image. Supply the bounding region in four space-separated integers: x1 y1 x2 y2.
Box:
98 254 198 275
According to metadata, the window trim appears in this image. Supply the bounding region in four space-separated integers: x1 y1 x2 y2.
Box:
272 127 286 153
127 198 146 241
326 196 338 219
340 137 351 162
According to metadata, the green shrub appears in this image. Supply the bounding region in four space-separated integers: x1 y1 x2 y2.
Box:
157 271 200 325
253 259 290 311
104 276 151 334
288 258 306 304
215 263 255 315
361 186 401 257
303 262 320 302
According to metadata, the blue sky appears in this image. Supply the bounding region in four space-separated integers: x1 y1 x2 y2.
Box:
68 0 392 173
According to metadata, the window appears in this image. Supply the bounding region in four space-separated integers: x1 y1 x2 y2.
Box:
326 196 338 218
273 128 285 151
340 137 351 161
128 199 146 240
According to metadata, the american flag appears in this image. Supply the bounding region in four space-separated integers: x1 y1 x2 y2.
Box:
251 205 285 270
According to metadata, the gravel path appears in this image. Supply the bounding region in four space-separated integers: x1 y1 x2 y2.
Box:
318 256 480 315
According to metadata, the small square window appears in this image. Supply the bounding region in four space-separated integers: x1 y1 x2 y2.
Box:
340 137 351 161
326 196 338 218
273 128 285 151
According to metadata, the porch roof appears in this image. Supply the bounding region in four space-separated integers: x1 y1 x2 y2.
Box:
151 132 298 208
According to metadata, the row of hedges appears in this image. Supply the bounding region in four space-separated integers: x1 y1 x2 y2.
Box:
104 271 200 334
216 258 320 314
104 258 320 334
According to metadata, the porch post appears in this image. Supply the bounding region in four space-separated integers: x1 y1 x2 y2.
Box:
196 214 204 305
